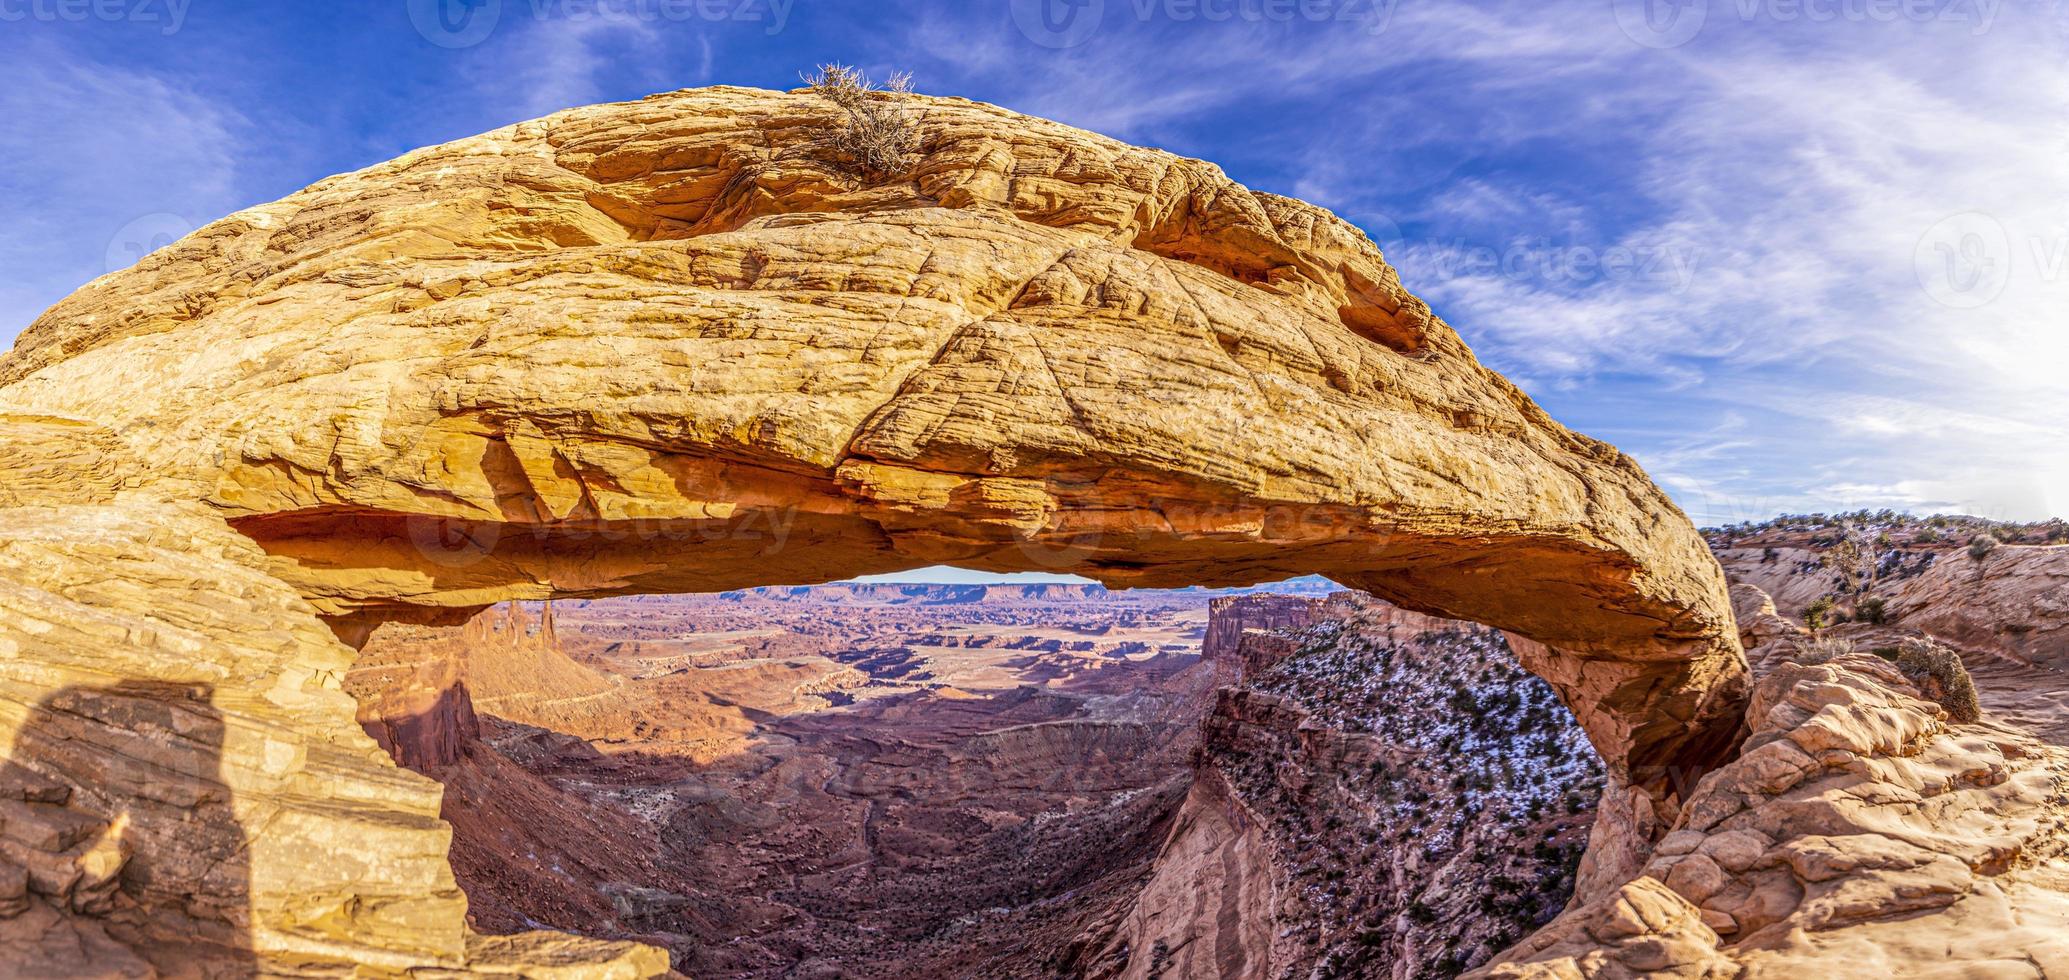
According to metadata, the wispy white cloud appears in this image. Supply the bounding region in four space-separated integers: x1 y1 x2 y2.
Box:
916 1 2069 519
466 11 670 123
0 37 246 339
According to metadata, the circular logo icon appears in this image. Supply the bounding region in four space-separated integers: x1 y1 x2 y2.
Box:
1612 0 1708 49
406 515 503 568
1361 212 1406 261
104 213 193 274
407 0 502 49
1010 0 1104 49
1914 211 2010 309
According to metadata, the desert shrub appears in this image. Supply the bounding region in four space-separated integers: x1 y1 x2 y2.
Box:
1894 637 1982 723
802 62 922 181
1856 596 1889 625
1792 634 1855 665
1805 595 1837 631
1916 527 1939 543
1969 534 2000 561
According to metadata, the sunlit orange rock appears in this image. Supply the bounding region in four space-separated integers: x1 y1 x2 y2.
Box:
0 85 1776 972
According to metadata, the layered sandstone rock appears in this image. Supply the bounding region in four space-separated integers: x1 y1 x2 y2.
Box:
1202 593 1317 684
0 418 670 973
1127 602 1603 978
0 85 1755 971
1203 593 1316 664
1475 589 2069 978
1889 545 2069 667
1712 523 2069 667
0 85 1744 784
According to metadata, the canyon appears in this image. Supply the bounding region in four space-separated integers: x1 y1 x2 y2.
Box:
0 83 2063 977
331 525 2069 977
347 582 1602 979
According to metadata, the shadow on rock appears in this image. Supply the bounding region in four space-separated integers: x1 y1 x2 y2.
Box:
0 680 254 977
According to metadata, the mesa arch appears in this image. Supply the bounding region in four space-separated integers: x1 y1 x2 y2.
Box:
0 86 1746 970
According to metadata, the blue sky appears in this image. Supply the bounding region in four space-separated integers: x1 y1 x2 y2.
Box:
4 0 2066 531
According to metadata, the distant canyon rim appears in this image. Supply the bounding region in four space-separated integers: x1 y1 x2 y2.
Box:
0 83 2063 978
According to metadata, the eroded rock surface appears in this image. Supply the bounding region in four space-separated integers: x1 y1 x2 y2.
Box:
1475 589 2069 979
0 418 669 973
0 85 1758 972
1891 546 2069 668
1709 517 2069 666
1103 594 1603 979
0 85 1744 783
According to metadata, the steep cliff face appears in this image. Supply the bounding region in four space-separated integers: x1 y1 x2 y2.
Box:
1102 594 1603 979
1203 594 1316 666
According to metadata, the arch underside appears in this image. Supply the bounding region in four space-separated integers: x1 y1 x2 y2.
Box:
232 478 1746 786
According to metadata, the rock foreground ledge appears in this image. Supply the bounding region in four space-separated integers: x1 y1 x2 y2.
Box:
1 86 2051 975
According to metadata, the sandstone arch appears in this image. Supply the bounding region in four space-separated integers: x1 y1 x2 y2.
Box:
0 87 1746 969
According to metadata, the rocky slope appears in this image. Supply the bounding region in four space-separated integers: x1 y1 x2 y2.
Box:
1477 599 2069 979
1889 546 2069 668
1709 515 2068 657
1091 593 1602 979
1448 515 2069 978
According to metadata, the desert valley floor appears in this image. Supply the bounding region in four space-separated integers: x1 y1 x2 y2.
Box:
345 575 1605 978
